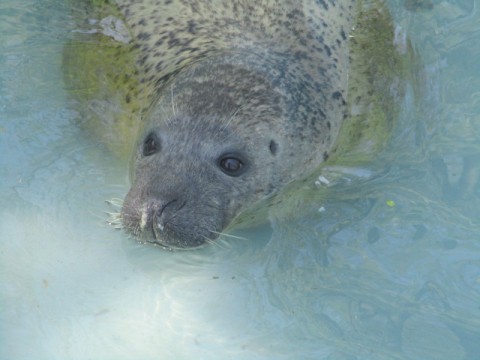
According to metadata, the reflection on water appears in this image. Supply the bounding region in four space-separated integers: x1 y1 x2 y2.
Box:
1 0 479 359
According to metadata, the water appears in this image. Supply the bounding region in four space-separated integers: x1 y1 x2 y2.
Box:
1 0 479 359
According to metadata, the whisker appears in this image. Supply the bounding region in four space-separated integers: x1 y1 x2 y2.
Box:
105 198 123 212
88 208 111 222
104 196 125 229
208 230 249 241
157 102 175 127
202 234 227 249
170 84 177 118
105 197 124 205
106 211 123 228
220 104 243 131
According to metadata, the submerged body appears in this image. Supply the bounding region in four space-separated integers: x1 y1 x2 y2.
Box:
64 0 409 248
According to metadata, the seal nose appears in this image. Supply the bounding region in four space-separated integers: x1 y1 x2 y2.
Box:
154 199 178 227
141 198 184 233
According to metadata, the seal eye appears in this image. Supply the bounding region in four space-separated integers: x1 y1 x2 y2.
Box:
218 155 245 177
143 133 160 157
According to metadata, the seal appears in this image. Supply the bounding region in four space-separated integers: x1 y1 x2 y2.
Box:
64 0 411 249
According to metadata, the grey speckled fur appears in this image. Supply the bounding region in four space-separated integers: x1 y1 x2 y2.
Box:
116 0 355 167
67 0 407 248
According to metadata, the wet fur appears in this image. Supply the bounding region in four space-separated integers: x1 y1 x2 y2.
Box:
65 0 410 248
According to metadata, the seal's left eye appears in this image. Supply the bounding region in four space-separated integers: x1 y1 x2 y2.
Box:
143 133 160 157
218 155 246 177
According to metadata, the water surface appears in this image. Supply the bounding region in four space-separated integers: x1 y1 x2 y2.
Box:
1 0 479 359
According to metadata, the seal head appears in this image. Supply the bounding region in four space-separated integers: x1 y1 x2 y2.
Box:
121 51 342 248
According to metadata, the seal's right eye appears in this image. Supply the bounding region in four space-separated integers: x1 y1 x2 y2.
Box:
143 133 160 157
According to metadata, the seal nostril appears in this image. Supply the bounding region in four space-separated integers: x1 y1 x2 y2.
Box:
156 199 180 219
176 200 186 211
152 199 183 236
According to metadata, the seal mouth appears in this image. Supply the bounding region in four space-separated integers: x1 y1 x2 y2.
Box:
149 224 206 250
150 216 170 247
144 200 205 250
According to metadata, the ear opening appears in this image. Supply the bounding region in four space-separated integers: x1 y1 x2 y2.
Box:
269 140 278 155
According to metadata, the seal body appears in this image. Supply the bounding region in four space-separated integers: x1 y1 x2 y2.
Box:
65 0 409 248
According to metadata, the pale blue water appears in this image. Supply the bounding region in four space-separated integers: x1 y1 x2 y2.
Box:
1 1 479 359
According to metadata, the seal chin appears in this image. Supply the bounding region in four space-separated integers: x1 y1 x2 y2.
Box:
148 216 206 250
148 220 170 249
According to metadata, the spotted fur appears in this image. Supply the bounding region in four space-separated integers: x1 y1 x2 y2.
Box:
65 0 410 248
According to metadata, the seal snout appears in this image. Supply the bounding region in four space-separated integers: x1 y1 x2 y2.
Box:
142 198 178 231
